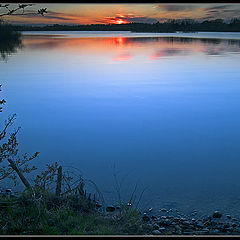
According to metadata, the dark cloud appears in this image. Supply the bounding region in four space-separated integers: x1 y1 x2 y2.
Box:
205 5 232 11
155 4 198 12
42 15 71 21
222 9 240 14
9 9 76 21
124 16 158 24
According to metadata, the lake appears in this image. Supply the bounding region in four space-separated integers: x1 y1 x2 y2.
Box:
1 31 240 217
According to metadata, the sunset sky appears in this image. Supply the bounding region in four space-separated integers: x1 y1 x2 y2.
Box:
1 3 240 25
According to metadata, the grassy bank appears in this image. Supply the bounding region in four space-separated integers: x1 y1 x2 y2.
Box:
0 187 148 235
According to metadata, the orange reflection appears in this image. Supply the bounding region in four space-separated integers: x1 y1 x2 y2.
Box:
113 53 132 61
150 51 165 60
22 34 240 60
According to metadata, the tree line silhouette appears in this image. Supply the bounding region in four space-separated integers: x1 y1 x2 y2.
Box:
13 18 240 32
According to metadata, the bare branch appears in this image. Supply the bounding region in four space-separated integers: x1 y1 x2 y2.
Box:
0 114 17 141
0 4 47 17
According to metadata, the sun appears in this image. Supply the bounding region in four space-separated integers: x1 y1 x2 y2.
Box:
115 18 129 24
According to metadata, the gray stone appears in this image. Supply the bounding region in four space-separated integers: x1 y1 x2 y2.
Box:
153 224 159 230
213 211 222 219
175 225 181 231
195 230 209 235
106 206 115 212
96 203 102 208
234 227 240 233
151 216 158 221
196 222 204 228
152 230 161 235
211 229 220 234
226 215 231 219
161 208 167 212
142 213 150 222
232 218 238 222
232 223 237 228
223 223 230 228
202 228 209 232
183 230 194 235
159 227 166 231
164 219 172 226
183 221 191 225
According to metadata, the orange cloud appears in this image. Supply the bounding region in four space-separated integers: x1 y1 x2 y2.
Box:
102 16 130 24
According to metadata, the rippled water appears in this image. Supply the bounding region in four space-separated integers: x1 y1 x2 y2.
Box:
1 31 240 216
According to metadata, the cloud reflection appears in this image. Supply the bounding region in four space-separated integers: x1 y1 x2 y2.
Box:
22 34 240 61
113 53 132 61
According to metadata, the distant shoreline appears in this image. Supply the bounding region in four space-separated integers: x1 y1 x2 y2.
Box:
12 19 240 33
20 31 240 41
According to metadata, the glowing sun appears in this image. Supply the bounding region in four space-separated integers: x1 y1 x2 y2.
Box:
115 18 129 24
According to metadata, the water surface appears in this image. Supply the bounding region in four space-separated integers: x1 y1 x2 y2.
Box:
1 31 240 217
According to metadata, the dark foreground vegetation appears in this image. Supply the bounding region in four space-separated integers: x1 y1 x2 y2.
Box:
0 184 146 235
13 18 240 33
1 186 240 235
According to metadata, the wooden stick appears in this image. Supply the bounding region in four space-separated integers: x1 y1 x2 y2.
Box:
7 158 31 189
56 166 62 196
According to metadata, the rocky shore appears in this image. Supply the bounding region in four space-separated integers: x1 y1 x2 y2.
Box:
1 188 240 235
138 208 240 235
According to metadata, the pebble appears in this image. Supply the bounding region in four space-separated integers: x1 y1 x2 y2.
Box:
213 211 222 219
196 222 204 228
151 216 158 221
95 203 102 208
142 213 150 222
183 221 191 225
153 224 159 230
106 206 115 212
159 227 166 231
211 229 220 234
161 208 167 212
232 218 238 222
152 230 161 235
226 215 231 219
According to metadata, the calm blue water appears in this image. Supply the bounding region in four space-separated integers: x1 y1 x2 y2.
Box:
1 31 240 216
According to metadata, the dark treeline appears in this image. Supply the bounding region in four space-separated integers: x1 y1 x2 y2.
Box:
0 20 22 60
13 18 240 32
